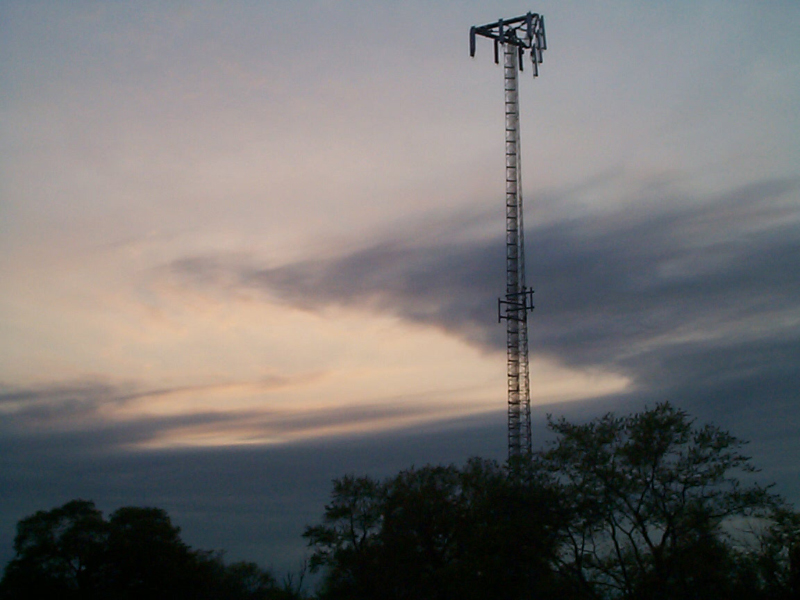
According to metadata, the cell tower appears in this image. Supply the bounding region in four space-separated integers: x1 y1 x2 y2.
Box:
470 13 546 460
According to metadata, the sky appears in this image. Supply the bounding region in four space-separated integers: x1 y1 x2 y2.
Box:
1 0 799 579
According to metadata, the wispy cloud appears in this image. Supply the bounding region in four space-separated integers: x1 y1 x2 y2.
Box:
0 376 313 442
0 376 506 450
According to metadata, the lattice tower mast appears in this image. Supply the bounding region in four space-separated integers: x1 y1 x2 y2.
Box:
470 13 546 460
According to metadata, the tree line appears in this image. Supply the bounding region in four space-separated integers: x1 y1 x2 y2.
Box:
2 403 798 599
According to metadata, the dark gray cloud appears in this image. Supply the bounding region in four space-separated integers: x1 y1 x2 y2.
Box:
529 178 800 369
0 380 234 442
170 175 800 390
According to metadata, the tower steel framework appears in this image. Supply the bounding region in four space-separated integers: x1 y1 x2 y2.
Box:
470 13 546 460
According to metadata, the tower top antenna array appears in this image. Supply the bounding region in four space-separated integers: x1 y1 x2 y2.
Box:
470 13 546 460
470 13 546 76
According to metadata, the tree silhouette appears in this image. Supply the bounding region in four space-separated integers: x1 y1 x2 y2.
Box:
535 402 790 599
0 501 299 600
305 458 565 599
0 499 107 598
103 506 198 598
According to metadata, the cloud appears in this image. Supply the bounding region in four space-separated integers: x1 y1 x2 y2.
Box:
0 374 505 452
161 173 800 492
0 379 124 428
529 177 800 364
167 175 800 391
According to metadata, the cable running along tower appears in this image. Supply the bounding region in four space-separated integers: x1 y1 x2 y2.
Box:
470 13 546 460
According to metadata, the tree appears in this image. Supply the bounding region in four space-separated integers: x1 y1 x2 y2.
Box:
739 505 800 600
195 557 301 600
104 506 198 598
1 501 300 600
305 404 798 599
304 458 565 600
303 474 385 599
0 499 107 598
535 402 783 599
